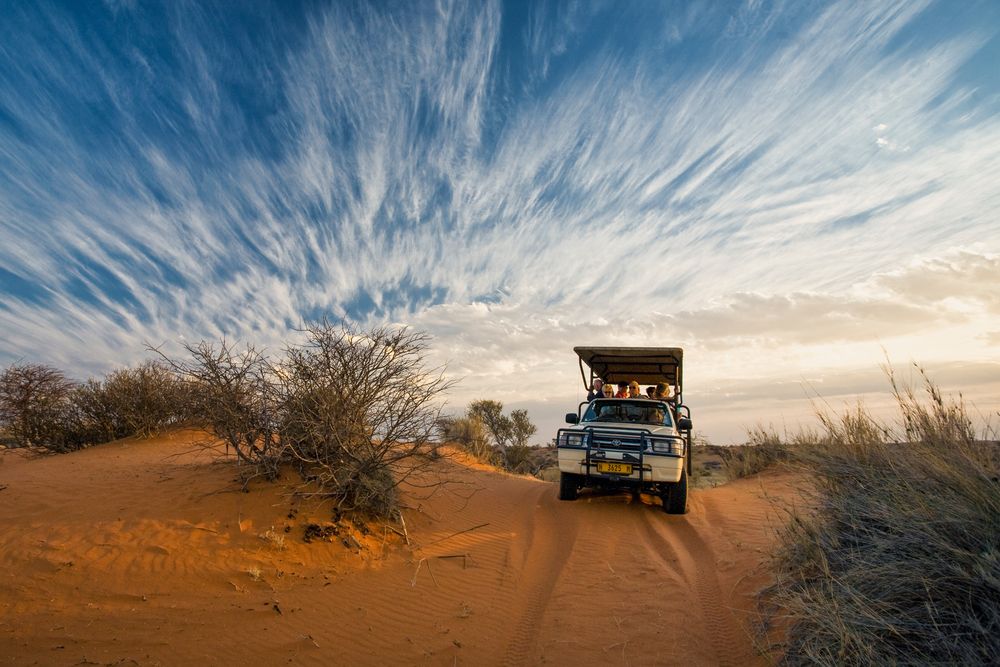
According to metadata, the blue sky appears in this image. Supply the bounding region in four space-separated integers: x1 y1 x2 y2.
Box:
2 0 999 442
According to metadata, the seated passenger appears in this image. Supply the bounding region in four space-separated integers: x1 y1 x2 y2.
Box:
654 382 677 404
602 384 615 398
615 381 629 398
645 386 656 398
587 378 605 402
628 380 643 398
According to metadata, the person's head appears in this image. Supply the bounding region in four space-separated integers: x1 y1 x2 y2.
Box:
645 386 655 398
602 384 614 397
628 380 641 397
655 382 670 399
616 381 628 396
593 378 604 391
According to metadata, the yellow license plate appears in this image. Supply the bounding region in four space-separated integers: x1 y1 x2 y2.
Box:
596 462 633 475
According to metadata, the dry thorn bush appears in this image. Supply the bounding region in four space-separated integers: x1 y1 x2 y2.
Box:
160 321 455 519
0 363 78 452
0 361 190 453
74 361 189 441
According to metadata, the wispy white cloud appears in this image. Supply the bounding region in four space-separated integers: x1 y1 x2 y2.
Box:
1 0 998 441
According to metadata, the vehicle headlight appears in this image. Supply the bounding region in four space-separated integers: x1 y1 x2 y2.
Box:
648 437 684 455
558 431 587 448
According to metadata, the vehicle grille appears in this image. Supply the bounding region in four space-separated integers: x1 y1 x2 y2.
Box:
585 429 644 451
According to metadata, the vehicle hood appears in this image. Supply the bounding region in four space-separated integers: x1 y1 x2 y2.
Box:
568 421 677 436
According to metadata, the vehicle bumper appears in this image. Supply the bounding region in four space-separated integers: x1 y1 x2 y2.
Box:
557 448 684 484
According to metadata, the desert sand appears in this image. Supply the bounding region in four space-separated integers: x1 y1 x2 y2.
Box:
0 431 800 666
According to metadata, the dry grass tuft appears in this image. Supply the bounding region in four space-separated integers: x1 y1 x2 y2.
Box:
764 369 1000 665
259 528 286 551
719 427 797 480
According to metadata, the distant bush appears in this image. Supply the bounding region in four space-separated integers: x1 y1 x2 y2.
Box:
163 322 453 518
466 400 537 448
74 361 189 441
464 400 538 469
503 443 557 476
764 371 1000 665
438 403 546 475
440 415 495 463
0 360 191 453
0 363 79 452
719 426 796 480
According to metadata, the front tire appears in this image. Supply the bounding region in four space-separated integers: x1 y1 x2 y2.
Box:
661 468 688 514
558 472 579 501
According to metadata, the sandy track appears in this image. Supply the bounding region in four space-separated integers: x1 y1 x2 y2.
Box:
501 488 578 665
0 432 799 665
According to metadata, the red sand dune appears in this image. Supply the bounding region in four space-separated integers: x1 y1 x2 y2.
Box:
0 431 801 666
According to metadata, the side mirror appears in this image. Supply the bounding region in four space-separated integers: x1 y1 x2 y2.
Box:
565 413 580 425
677 417 692 431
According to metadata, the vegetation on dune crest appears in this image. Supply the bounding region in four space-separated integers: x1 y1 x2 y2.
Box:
718 426 801 480
0 361 186 452
1 322 456 520
761 370 1000 666
159 322 454 519
438 400 549 475
0 363 78 451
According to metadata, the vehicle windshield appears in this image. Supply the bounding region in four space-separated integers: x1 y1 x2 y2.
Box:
582 399 674 427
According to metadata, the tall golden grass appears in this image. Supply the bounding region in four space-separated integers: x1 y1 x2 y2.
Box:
762 371 1000 665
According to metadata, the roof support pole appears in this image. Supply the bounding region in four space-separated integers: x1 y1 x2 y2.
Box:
578 355 592 390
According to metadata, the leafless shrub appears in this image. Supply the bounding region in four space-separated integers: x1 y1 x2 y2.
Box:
73 361 188 441
159 339 283 480
71 378 124 444
764 369 1000 665
0 363 80 452
278 323 454 517
160 322 454 518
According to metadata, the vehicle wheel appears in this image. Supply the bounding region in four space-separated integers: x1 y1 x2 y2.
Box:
661 469 688 514
558 472 579 501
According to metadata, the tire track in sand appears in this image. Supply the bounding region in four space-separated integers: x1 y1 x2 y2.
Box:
501 487 579 666
639 510 747 666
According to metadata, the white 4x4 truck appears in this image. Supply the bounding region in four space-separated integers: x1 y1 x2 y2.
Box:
556 347 693 514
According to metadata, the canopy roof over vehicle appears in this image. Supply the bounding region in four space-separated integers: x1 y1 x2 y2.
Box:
574 346 684 394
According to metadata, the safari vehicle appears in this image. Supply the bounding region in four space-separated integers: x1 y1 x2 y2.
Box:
556 347 693 514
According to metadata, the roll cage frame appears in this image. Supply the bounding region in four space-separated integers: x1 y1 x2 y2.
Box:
572 346 692 476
